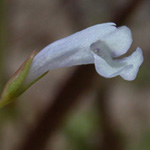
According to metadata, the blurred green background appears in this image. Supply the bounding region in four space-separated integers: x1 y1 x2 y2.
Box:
0 0 150 150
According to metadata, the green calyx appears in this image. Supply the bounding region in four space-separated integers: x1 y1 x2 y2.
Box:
0 51 38 108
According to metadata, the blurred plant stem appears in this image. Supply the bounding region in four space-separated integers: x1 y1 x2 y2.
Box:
18 66 97 150
96 81 123 150
17 0 145 150
95 0 145 149
112 0 144 25
62 0 85 30
0 0 8 92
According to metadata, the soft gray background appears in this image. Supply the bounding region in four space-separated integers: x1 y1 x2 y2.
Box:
0 0 150 150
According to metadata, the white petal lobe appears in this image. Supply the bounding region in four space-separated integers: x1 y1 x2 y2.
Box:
102 26 132 57
120 47 144 80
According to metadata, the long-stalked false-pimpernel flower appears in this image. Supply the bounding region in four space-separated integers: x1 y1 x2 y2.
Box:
0 23 143 108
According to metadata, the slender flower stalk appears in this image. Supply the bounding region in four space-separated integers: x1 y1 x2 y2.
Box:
0 22 143 108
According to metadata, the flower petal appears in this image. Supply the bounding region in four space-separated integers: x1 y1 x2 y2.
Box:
26 23 117 84
120 47 143 80
93 47 143 81
92 52 132 79
102 26 132 57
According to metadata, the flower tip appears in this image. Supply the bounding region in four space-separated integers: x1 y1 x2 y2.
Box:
106 22 116 26
120 47 144 81
136 47 144 64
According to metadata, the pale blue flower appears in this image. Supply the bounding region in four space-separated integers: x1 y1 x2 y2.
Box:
25 23 143 84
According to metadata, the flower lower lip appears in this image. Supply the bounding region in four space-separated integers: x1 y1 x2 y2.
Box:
110 64 133 77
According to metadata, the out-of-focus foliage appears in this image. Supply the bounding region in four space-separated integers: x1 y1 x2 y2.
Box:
63 109 99 150
0 0 7 91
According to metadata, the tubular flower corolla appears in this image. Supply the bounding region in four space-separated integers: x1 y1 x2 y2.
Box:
25 22 143 84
